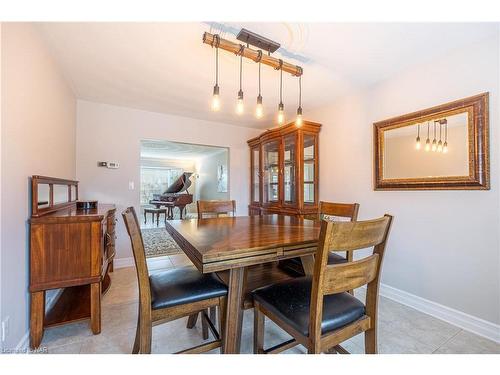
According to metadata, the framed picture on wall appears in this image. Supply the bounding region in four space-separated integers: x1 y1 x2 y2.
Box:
217 164 228 193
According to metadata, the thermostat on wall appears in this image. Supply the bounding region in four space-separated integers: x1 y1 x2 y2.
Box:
98 161 120 169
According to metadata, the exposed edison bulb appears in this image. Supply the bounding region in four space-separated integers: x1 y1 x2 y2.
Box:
296 107 303 127
255 95 263 118
431 139 437 152
277 103 285 125
415 136 421 150
425 139 431 152
443 141 448 153
437 140 443 152
211 85 220 111
236 90 244 115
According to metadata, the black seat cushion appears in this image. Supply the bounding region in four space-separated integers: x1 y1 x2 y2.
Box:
253 277 365 336
149 267 227 310
328 252 347 264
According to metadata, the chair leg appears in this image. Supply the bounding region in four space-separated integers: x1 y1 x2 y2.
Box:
137 311 152 354
132 311 140 354
202 309 209 340
209 307 217 328
186 313 198 329
253 302 265 354
365 327 377 354
218 297 227 353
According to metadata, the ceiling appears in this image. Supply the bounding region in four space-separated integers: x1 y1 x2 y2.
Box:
141 139 227 160
37 22 498 129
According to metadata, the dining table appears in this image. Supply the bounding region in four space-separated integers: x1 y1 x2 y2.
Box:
165 214 321 354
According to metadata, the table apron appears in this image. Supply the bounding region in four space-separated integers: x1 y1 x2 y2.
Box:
201 245 318 273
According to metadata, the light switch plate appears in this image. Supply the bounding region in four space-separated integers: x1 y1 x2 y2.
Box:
128 181 135 190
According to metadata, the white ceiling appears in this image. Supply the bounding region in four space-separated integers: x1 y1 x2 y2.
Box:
37 22 498 129
141 139 227 160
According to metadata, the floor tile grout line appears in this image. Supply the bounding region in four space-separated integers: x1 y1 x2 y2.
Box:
432 329 462 354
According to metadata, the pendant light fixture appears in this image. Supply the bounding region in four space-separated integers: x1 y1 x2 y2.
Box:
431 121 437 151
236 45 244 115
277 59 285 125
211 34 221 111
255 50 263 118
415 123 421 150
425 121 431 151
296 74 303 127
443 119 448 153
437 120 443 152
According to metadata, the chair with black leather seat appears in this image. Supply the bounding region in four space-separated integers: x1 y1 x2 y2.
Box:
122 207 228 354
253 214 393 354
281 201 360 276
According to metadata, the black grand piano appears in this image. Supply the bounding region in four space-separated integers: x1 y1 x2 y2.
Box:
149 172 193 219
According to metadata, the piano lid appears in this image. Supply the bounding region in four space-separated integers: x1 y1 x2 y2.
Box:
163 172 193 194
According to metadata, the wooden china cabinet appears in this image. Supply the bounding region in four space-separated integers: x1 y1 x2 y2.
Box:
248 120 321 217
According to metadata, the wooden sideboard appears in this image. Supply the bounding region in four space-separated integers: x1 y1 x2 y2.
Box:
29 176 116 349
247 121 321 217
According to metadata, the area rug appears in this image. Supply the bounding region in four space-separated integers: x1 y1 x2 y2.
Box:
141 227 182 258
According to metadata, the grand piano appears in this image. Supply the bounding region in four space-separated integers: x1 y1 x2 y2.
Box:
149 172 193 219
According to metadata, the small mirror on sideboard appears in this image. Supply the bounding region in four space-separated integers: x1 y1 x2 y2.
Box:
374 93 489 190
31 176 79 217
37 184 50 208
53 184 70 205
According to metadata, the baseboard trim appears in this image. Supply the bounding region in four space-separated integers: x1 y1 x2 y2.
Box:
114 257 134 269
378 283 500 343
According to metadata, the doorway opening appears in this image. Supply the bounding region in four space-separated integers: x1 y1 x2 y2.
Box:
140 139 229 227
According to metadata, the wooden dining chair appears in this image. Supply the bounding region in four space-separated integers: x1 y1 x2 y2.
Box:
282 201 360 276
197 200 236 219
122 207 228 354
253 214 393 354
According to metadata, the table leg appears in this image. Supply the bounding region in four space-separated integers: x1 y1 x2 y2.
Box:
223 267 245 353
90 282 101 334
30 290 45 349
300 255 315 276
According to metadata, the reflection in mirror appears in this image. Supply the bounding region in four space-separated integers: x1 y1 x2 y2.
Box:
53 184 69 205
37 184 50 208
383 111 469 179
70 184 77 201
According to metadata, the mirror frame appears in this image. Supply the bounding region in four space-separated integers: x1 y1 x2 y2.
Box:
31 175 79 217
374 93 489 190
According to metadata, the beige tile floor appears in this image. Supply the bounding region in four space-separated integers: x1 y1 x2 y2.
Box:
40 254 499 354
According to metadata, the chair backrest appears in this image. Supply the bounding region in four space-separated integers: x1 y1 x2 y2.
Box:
309 214 393 339
319 201 359 221
122 207 151 306
197 200 236 219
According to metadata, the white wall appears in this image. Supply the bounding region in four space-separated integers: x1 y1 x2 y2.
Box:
196 150 229 201
309 36 500 325
1 23 76 349
76 100 260 260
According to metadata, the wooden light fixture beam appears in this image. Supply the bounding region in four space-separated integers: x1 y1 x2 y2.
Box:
203 32 303 77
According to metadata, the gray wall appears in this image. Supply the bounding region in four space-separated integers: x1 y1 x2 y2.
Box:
1 23 76 349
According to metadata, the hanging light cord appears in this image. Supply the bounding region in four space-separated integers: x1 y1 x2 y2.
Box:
258 60 261 95
427 121 430 138
417 123 420 138
298 75 302 107
439 121 442 141
445 121 448 142
239 54 243 91
279 59 283 103
212 34 220 86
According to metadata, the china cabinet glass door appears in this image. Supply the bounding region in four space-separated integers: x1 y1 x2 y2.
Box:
262 139 280 205
283 134 297 206
251 146 260 203
303 133 317 205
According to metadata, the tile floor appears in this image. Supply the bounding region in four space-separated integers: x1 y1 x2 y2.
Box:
40 254 499 354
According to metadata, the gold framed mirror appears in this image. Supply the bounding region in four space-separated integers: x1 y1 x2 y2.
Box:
374 93 489 190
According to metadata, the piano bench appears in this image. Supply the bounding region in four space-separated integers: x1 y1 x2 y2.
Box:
143 207 168 226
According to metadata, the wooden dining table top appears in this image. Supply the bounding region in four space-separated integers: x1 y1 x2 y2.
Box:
165 214 322 273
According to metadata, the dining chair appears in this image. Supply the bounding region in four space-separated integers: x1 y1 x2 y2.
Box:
122 207 228 354
252 214 393 354
197 200 236 219
282 201 360 276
